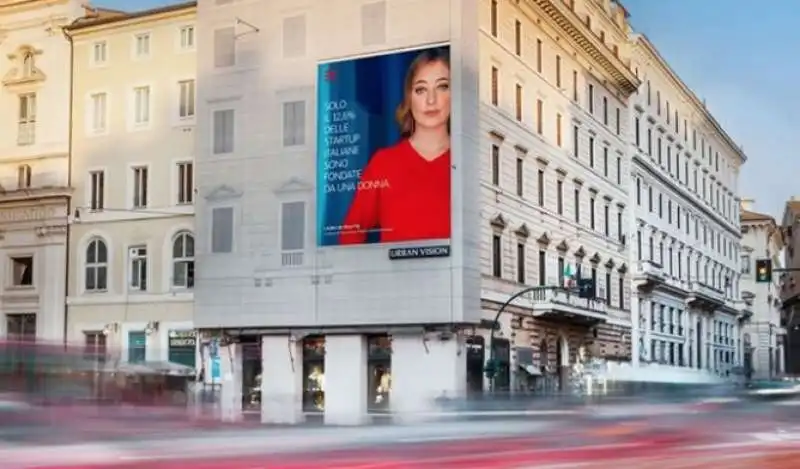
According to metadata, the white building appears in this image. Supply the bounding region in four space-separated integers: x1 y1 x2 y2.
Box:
739 200 785 379
194 0 641 425
0 0 83 341
64 3 196 365
628 34 748 379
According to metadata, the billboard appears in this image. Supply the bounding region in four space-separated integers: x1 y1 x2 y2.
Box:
316 45 452 247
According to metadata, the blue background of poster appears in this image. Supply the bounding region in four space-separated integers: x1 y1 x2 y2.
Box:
315 45 450 247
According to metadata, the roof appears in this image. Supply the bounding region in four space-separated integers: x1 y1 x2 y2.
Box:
741 209 775 224
66 1 196 31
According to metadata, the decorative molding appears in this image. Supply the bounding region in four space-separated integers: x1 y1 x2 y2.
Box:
604 258 615 269
490 213 508 230
617 263 628 274
556 240 569 252
537 232 551 246
488 129 506 141
514 223 530 238
274 177 313 194
2 45 46 88
574 246 586 258
204 184 242 201
589 252 601 264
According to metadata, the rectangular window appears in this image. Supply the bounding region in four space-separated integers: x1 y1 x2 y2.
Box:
556 180 563 214
133 86 150 125
555 55 561 88
92 41 107 64
90 92 107 132
572 70 578 101
572 125 579 157
635 117 640 146
574 189 580 223
89 170 105 211
588 84 594 114
618 276 625 309
515 84 522 121
180 25 195 49
516 242 525 284
490 0 498 37
605 272 612 304
602 96 608 125
558 257 565 287
491 144 500 185
18 93 36 145
282 15 307 58
491 67 499 105
213 109 235 154
128 331 146 363
617 210 623 242
537 169 544 206
603 147 608 177
588 137 594 166
615 107 620 135
213 27 236 68
556 113 563 146
536 38 542 73
536 99 543 135
616 157 621 184
178 79 196 119
282 100 306 146
281 201 306 266
604 205 610 236
134 33 150 57
589 197 596 229
132 166 148 208
128 246 147 291
538 250 546 286
211 207 234 253
514 20 521 55
515 157 524 196
492 234 502 278
10 256 33 287
177 162 193 204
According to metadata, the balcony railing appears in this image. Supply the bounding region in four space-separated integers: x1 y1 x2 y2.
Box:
526 286 607 320
689 280 725 306
17 121 35 145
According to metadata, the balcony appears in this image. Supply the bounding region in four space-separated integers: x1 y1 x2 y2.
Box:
633 260 665 290
687 280 725 311
524 286 607 325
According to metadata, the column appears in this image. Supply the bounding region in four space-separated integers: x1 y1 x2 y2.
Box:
733 322 741 367
261 335 304 424
324 334 368 425
631 294 641 367
218 343 243 422
391 333 465 422
643 300 652 361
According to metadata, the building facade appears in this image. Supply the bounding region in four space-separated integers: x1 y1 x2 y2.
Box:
64 3 196 365
193 0 648 424
779 198 800 375
0 0 82 341
628 34 748 380
739 199 785 379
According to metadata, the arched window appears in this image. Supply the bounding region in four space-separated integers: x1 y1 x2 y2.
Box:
85 238 108 291
172 231 195 288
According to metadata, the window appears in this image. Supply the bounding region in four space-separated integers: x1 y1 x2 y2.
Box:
492 234 502 277
589 196 596 229
491 144 500 185
740 254 751 274
602 96 608 125
616 157 621 184
133 86 150 125
128 331 146 363
617 210 623 243
536 39 542 73
515 84 522 121
283 15 307 58
213 27 236 68
604 205 610 236
213 109 235 154
556 113 563 146
537 250 546 286
572 125 579 157
361 1 387 45
211 207 234 253
17 164 31 189
603 147 608 177
490 0 498 36
177 162 193 204
537 169 544 206
90 92 107 132
128 246 147 291
635 117 640 146
92 41 107 64
131 166 148 208
588 137 594 166
517 242 525 283
555 55 561 88
10 256 33 286
615 108 620 135
89 170 105 210
84 332 107 362
618 275 625 309
588 84 594 114
172 232 195 288
180 25 195 49
281 201 306 266
514 20 521 55
490 66 498 105
178 80 195 119
18 92 36 145
556 180 563 214
574 188 580 223
572 70 578 101
515 157 524 196
85 238 108 292
536 99 543 135
283 101 306 147
605 272 612 304
134 33 150 57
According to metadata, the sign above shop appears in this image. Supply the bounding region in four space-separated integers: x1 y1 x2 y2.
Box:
168 330 196 348
388 245 450 260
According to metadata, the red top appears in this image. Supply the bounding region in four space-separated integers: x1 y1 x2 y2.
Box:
339 139 451 244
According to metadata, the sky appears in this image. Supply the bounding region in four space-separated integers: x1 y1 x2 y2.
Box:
96 0 795 217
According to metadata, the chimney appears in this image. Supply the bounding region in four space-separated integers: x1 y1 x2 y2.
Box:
740 198 755 212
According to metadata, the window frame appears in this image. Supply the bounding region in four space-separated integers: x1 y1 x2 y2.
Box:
84 238 109 293
171 231 195 289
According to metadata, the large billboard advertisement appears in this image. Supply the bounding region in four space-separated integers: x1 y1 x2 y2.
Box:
316 45 452 247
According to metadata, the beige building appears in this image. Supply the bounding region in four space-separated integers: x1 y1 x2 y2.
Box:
0 0 82 341
64 2 196 365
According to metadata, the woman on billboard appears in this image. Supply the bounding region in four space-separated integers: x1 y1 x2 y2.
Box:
338 48 451 245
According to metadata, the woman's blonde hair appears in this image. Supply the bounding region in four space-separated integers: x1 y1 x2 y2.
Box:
395 48 451 138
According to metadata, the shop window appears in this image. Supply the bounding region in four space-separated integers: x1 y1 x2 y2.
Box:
241 338 262 411
168 330 196 368
127 331 146 363
302 336 325 413
465 335 485 394
367 335 392 413
491 338 511 393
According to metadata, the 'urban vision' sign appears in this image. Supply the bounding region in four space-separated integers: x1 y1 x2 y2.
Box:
388 245 451 260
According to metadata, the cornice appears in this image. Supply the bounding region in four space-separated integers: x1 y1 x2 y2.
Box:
522 0 640 96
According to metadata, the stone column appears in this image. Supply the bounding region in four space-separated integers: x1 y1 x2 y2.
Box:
324 334 368 426
260 335 304 424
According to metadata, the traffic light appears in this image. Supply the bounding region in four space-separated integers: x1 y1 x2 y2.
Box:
577 278 596 299
755 259 772 283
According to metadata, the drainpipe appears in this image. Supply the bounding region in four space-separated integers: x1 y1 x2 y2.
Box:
61 25 75 346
